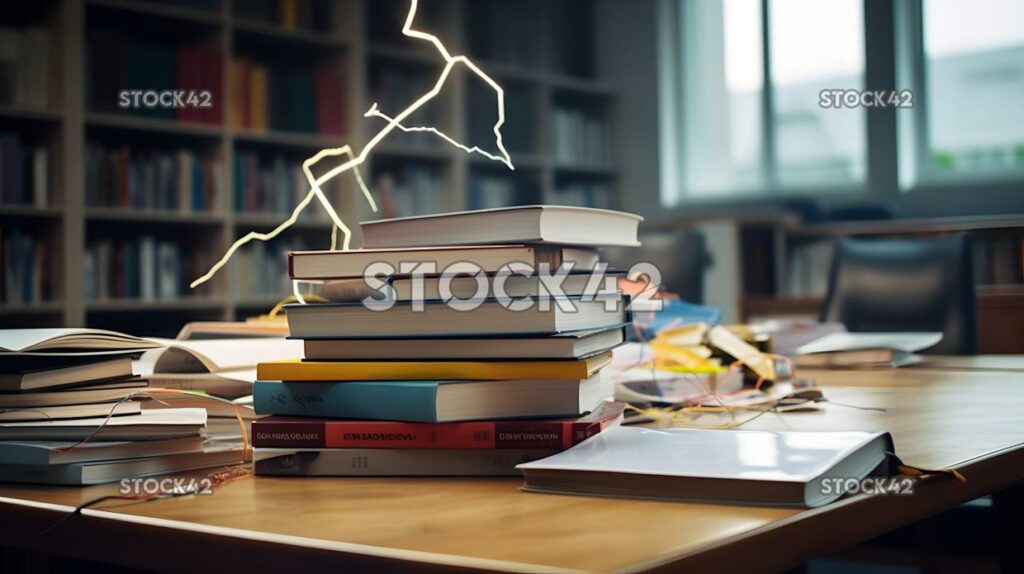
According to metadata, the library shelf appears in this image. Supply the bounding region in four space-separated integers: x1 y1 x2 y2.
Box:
232 18 348 50
232 214 334 230
0 302 66 316
86 113 224 139
0 105 63 123
86 0 224 27
231 128 347 150
0 206 64 219
85 208 227 225
86 299 229 313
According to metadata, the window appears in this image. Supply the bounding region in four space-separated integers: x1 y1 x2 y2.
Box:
769 0 865 186
663 0 867 205
670 0 764 199
919 0 1024 178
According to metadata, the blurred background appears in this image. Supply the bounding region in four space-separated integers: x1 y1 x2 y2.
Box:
0 0 1021 343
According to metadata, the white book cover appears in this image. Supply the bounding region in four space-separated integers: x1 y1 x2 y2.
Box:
796 332 943 355
518 426 887 483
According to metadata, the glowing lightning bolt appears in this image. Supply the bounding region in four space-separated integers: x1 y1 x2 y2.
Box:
190 0 514 290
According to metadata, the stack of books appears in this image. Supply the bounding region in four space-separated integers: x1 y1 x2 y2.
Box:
252 206 643 476
0 329 245 485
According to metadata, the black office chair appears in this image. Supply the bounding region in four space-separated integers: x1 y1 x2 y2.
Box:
820 234 977 355
601 229 710 303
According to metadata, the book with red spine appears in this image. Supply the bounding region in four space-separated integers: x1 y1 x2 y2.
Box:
207 49 223 125
252 402 625 449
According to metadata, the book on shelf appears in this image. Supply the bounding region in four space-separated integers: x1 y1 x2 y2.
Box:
0 132 48 207
318 271 623 304
288 244 601 280
256 351 612 382
85 143 222 212
231 238 310 300
84 237 217 301
464 0 538 67
551 181 611 209
283 298 628 338
0 26 49 110
230 58 344 135
360 205 642 249
234 0 332 32
252 377 613 423
233 150 317 216
255 447 559 477
0 442 245 485
252 402 625 449
517 426 896 508
88 31 222 124
368 66 441 148
1 227 49 305
552 105 611 167
467 172 522 210
374 165 444 218
301 326 627 360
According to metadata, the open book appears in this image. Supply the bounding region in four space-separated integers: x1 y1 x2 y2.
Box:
0 328 162 355
138 338 304 398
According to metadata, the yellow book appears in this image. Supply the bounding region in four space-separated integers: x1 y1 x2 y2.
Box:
280 0 297 29
250 65 267 130
228 59 247 128
257 352 612 382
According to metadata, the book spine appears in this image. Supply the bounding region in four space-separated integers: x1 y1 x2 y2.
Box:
252 380 440 422
252 420 326 448
254 448 557 477
252 417 617 449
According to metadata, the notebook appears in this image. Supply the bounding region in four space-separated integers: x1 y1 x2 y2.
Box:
516 426 895 508
360 205 642 249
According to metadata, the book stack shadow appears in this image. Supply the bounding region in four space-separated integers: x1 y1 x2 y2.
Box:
0 329 245 485
252 206 642 476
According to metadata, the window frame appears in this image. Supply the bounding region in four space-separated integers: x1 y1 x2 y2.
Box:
660 0 1024 210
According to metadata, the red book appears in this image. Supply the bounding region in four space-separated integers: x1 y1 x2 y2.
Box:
315 70 342 136
176 47 199 123
252 402 625 449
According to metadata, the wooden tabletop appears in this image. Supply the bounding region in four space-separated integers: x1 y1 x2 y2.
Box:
3 362 1024 573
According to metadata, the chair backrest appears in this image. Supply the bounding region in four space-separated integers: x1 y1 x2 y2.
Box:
601 229 709 303
820 234 977 354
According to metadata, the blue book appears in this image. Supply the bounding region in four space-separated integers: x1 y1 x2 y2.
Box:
253 378 608 423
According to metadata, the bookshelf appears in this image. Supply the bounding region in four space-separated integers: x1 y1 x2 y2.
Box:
0 0 620 335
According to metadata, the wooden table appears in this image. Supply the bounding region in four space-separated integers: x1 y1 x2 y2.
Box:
3 363 1024 573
